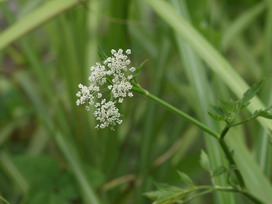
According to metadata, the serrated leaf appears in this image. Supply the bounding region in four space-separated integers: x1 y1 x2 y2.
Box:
145 182 186 204
177 171 194 186
154 189 187 204
212 166 227 177
200 150 211 172
210 105 226 118
208 111 225 121
240 80 263 109
154 182 175 190
220 100 238 114
253 108 272 119
208 104 234 122
144 190 163 200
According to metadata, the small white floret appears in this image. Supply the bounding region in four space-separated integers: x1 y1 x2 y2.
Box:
126 49 131 54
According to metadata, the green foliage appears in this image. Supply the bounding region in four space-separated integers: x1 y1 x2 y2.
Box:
177 171 194 187
145 173 209 204
209 80 272 126
1 0 272 203
252 108 272 119
144 183 186 204
200 150 211 172
208 101 239 123
239 80 263 110
12 155 81 203
212 166 228 177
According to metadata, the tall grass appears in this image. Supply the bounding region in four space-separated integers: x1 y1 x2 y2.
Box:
0 0 271 203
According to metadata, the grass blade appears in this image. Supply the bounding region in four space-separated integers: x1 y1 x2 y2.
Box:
0 153 29 194
222 2 265 49
0 0 83 50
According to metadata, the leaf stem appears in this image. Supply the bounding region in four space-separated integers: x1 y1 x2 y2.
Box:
132 84 219 139
231 116 257 127
191 185 262 204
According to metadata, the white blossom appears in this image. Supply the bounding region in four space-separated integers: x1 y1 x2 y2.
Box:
129 67 136 72
94 99 122 129
89 63 107 85
76 84 94 106
111 81 133 99
76 49 135 129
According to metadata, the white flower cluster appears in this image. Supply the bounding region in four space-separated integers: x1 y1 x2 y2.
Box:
76 49 136 129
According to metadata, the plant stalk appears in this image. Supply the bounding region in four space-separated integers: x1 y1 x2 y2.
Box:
218 138 246 189
133 84 247 193
132 84 219 139
192 186 262 204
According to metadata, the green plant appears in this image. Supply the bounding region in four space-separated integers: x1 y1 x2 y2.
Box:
1 0 272 203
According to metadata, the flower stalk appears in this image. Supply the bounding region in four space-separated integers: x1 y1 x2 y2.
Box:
132 83 219 139
132 83 248 193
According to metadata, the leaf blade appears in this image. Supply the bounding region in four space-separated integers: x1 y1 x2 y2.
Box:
0 0 82 50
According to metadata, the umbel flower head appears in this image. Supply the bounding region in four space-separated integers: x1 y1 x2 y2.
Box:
76 49 136 129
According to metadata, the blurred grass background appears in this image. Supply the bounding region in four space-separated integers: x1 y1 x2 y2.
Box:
0 0 272 203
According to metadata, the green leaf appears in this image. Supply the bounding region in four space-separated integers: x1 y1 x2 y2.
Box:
208 101 239 123
200 150 211 172
177 171 194 186
144 182 187 204
209 81 264 123
144 190 164 200
253 108 272 119
239 80 263 110
220 100 239 115
212 166 227 177
210 105 226 118
208 111 225 121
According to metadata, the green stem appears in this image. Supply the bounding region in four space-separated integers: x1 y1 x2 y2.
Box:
219 125 246 189
189 186 262 204
133 84 247 191
132 84 219 139
218 138 246 189
220 125 230 139
231 116 257 127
